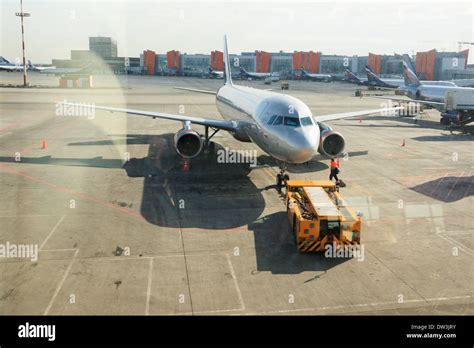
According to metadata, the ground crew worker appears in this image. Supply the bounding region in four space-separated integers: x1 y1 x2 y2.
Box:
329 158 340 182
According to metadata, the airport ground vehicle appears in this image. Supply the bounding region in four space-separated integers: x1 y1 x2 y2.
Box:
285 180 361 252
442 90 474 134
281 81 289 90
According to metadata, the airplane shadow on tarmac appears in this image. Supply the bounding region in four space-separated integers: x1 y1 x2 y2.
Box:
410 175 473 203
108 133 267 229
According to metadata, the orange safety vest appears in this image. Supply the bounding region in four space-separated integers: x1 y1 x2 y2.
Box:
330 160 339 169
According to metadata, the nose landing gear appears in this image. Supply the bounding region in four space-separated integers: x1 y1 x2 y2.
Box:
276 163 289 189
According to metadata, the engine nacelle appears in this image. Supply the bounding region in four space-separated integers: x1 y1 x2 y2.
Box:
174 122 203 159
318 123 345 157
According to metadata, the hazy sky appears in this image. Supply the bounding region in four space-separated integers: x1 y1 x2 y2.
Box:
1 0 473 64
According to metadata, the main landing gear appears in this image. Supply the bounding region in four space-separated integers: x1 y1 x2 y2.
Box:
203 125 219 154
276 163 290 189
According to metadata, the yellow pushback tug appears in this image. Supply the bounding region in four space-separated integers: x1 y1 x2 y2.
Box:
285 180 361 252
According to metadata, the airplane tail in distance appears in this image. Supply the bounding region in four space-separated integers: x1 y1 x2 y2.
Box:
345 68 359 81
223 35 233 85
0 56 10 64
365 66 381 84
402 60 420 87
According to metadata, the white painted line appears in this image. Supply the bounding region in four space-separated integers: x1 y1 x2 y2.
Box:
421 167 456 170
0 214 62 218
245 295 473 315
195 307 245 314
39 215 66 250
145 258 153 315
43 248 79 315
438 234 474 257
83 251 229 262
443 230 474 235
225 253 245 311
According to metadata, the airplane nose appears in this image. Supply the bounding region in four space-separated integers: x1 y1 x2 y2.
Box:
288 131 318 163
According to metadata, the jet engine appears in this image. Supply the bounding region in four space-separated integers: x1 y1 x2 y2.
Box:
174 121 203 159
317 123 345 157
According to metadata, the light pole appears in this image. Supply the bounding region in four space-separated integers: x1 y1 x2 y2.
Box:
15 0 30 87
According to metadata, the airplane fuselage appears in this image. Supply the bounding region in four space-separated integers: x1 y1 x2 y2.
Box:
404 85 474 104
301 70 332 82
0 64 25 72
215 84 319 163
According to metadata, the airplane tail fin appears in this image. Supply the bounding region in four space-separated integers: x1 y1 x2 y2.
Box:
223 35 233 85
402 59 420 87
365 65 382 84
0 56 10 64
345 68 360 82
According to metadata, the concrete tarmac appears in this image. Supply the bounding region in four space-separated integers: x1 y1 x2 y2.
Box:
0 72 472 315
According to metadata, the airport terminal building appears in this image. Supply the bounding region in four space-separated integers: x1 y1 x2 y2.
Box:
51 36 472 80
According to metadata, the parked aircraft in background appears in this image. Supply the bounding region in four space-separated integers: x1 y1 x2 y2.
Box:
390 61 473 105
239 66 279 81
28 60 56 72
365 65 457 89
208 66 223 79
0 57 25 72
299 68 333 82
375 60 474 125
343 68 369 85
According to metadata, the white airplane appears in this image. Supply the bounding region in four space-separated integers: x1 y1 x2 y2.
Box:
28 60 56 72
239 66 279 81
64 36 401 186
208 66 224 79
0 57 26 72
300 68 333 82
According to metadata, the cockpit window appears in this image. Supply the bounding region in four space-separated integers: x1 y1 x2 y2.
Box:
270 116 312 127
273 116 283 125
283 117 300 127
267 115 277 125
300 117 314 126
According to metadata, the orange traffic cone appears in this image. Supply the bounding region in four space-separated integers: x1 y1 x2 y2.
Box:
181 160 190 172
41 140 46 149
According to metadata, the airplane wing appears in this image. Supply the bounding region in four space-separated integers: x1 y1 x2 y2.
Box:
371 96 444 106
314 107 404 122
173 87 217 95
62 103 236 131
